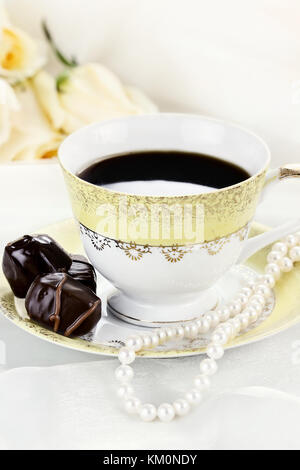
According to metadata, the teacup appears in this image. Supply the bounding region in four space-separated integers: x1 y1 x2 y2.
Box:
58 114 300 326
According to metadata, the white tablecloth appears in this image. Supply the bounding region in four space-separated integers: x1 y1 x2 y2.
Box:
0 163 300 450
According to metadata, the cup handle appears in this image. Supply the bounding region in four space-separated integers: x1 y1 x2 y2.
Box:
237 164 300 264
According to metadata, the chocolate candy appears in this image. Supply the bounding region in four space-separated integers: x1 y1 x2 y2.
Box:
2 234 72 298
67 255 97 293
25 273 101 337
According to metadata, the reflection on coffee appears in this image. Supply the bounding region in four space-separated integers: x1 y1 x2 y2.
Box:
77 150 250 196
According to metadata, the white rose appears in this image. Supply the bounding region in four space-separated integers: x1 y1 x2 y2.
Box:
0 79 62 162
0 2 47 83
0 78 19 146
32 63 158 134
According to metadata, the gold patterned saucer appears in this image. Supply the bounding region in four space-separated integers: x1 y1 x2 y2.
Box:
0 219 299 358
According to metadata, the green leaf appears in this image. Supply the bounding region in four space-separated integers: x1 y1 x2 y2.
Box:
13 80 27 92
42 21 78 68
56 71 70 93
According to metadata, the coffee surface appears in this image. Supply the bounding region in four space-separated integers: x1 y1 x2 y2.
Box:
78 151 250 195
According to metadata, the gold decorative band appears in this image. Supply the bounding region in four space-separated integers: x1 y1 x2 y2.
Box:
62 166 267 246
80 222 250 262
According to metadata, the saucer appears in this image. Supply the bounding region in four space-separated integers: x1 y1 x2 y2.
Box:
0 219 299 358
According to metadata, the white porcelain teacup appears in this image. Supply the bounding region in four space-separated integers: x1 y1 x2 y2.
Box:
58 114 300 326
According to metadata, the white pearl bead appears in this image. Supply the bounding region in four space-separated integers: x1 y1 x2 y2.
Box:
175 325 185 338
190 323 199 338
265 263 281 280
157 403 175 422
211 329 228 345
165 327 176 340
228 317 241 336
237 313 249 330
196 317 211 334
221 323 234 338
185 389 202 405
241 287 252 298
124 396 141 414
278 256 293 272
139 403 157 422
199 358 218 376
261 273 276 288
142 335 152 348
217 307 231 322
173 398 191 416
157 329 167 343
246 306 259 323
117 384 134 399
255 284 272 299
150 333 160 348
194 375 211 391
203 313 213 329
115 365 134 382
246 279 256 292
207 343 224 360
229 301 242 317
290 246 300 262
267 251 283 263
125 335 143 351
183 324 191 338
209 311 220 328
250 294 266 306
248 300 263 315
236 293 249 307
285 234 298 248
184 323 198 339
118 347 136 365
272 242 288 255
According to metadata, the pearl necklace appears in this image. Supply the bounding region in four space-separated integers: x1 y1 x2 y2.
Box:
115 233 300 422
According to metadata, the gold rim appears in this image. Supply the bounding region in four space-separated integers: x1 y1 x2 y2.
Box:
279 164 300 179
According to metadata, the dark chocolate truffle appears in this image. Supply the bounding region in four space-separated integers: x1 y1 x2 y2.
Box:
25 273 101 337
2 234 72 298
67 255 97 293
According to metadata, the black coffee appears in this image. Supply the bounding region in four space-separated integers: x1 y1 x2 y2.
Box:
78 151 250 193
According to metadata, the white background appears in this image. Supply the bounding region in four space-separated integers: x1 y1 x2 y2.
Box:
1 0 300 450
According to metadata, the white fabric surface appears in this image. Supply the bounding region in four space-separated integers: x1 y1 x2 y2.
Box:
1 0 300 450
0 165 300 450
